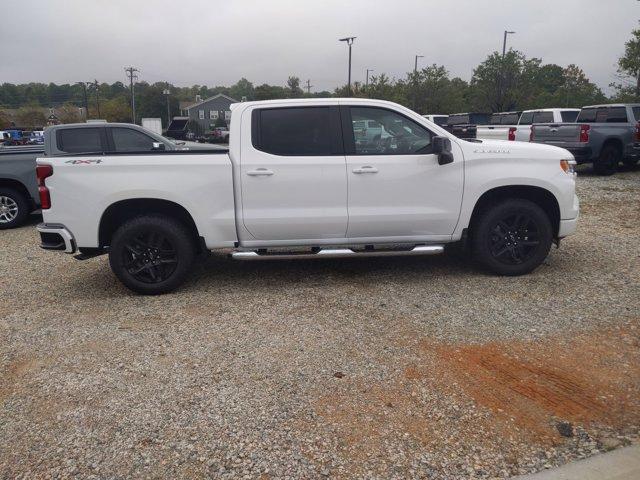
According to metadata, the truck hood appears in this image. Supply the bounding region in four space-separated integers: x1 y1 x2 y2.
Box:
461 138 573 160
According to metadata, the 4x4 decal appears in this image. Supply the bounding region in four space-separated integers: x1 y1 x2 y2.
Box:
65 159 102 165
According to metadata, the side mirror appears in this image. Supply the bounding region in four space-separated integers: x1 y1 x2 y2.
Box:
432 136 454 165
152 142 166 151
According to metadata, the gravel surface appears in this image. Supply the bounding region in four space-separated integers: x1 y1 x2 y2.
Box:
0 165 638 479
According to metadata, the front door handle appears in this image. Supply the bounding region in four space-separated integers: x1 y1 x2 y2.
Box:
247 168 274 176
352 166 379 174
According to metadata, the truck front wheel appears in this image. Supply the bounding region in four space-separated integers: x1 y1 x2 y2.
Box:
109 215 196 295
471 199 553 276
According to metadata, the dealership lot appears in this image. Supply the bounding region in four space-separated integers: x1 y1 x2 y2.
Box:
0 166 638 478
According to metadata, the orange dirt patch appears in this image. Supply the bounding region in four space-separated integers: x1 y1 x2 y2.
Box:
431 325 640 441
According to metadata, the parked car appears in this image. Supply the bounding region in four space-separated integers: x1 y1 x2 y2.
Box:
0 123 208 229
36 98 579 294
444 112 490 139
422 115 448 127
514 108 580 142
28 131 44 145
477 112 521 141
530 104 640 175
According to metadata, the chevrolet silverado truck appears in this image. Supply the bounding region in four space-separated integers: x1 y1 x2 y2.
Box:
477 109 580 142
0 122 214 229
530 104 640 175
444 112 490 139
476 111 521 141
36 98 579 295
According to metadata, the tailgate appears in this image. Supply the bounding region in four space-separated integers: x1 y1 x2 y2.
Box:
477 126 509 140
531 123 581 145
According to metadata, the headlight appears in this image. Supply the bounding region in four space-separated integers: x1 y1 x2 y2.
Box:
560 159 576 174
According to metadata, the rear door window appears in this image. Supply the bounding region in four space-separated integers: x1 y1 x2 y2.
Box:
561 111 579 122
253 107 336 156
519 112 534 125
56 128 103 153
112 128 157 152
606 107 628 123
632 107 640 122
533 111 554 123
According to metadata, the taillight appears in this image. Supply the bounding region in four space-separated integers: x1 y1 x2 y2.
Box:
579 124 590 143
529 127 535 142
635 122 640 142
36 164 53 209
508 127 516 141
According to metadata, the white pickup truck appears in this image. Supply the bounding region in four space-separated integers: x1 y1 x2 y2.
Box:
477 109 581 142
36 99 579 294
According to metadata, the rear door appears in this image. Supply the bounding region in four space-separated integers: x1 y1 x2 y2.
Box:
239 105 348 241
343 105 463 239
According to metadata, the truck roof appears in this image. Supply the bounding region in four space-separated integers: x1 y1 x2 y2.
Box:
522 108 580 113
582 103 640 108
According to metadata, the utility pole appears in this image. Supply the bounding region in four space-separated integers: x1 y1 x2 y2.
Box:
124 66 139 124
366 69 374 89
499 31 515 111
305 79 313 94
414 55 424 74
163 89 171 127
339 37 356 95
91 79 100 117
77 82 89 120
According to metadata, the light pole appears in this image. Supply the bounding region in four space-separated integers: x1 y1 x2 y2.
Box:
163 89 171 127
366 68 374 89
339 36 356 95
414 55 424 74
502 30 515 57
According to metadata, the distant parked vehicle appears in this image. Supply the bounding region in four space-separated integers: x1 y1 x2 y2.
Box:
0 122 207 229
211 127 230 143
444 113 490 139
422 115 448 127
530 104 640 175
28 131 44 145
514 109 580 142
477 112 521 141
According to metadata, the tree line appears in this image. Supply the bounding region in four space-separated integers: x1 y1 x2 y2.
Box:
2 26 640 129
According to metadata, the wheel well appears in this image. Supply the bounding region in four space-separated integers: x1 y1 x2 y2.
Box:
0 179 34 209
600 138 623 156
98 199 202 249
470 186 561 237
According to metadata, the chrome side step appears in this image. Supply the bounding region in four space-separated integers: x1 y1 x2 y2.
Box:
231 245 444 261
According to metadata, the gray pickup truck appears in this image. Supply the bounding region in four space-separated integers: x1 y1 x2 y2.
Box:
0 122 212 229
530 104 640 175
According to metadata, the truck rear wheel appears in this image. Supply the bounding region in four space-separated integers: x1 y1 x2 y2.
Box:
109 215 196 295
0 187 30 230
594 145 620 176
471 199 553 276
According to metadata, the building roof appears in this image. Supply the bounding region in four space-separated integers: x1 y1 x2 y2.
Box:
185 93 238 111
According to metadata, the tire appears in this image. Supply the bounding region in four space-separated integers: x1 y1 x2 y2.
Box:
593 145 620 176
0 187 30 230
471 199 553 276
109 215 197 295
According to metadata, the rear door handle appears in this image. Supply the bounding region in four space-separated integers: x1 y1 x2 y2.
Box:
247 168 274 176
352 166 379 174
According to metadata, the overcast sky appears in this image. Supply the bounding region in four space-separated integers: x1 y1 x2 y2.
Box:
1 0 638 94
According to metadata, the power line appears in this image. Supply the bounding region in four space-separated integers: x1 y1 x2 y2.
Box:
124 66 139 124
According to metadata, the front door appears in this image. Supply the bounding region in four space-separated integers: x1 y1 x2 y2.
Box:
343 106 464 239
240 105 348 241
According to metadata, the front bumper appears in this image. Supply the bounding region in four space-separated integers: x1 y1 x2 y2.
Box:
37 223 76 253
558 214 579 238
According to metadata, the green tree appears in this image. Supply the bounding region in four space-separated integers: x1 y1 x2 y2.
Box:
16 106 46 128
612 23 640 101
286 76 303 98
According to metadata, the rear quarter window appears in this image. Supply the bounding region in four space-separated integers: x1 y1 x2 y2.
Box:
56 128 103 153
632 107 640 122
576 109 597 123
502 113 519 124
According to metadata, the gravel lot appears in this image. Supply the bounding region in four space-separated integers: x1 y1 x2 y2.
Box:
1 165 638 479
